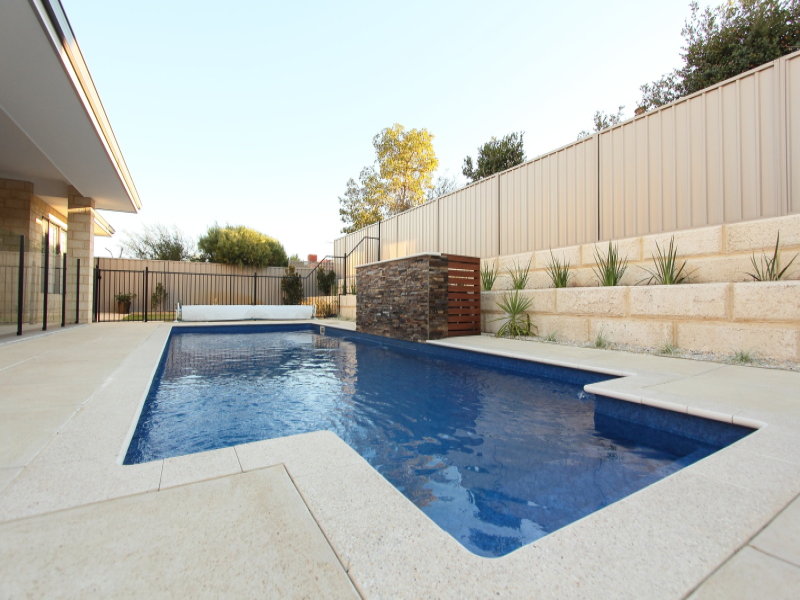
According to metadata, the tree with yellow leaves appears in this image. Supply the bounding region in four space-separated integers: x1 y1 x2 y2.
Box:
339 123 438 233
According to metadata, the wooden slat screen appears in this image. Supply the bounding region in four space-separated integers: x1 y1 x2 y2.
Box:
443 254 481 336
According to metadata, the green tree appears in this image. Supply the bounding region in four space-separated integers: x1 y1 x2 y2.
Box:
339 123 439 233
577 106 625 139
462 132 526 182
197 225 287 267
121 224 195 261
639 0 800 111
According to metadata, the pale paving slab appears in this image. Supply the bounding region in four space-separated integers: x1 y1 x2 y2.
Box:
0 322 165 472
159 446 243 489
0 457 163 521
3 321 800 598
751 494 800 567
687 547 800 600
0 466 359 599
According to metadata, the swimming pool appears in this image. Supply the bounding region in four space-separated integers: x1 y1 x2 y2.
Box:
125 324 752 557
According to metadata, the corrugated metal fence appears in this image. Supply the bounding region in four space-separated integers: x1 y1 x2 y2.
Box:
336 50 800 271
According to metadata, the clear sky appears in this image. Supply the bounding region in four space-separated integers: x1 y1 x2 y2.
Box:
64 0 706 259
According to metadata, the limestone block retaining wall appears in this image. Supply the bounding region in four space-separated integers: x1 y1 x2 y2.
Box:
484 214 800 290
482 281 800 362
481 215 800 363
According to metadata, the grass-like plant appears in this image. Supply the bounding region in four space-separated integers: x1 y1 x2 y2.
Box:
658 343 678 356
507 259 531 290
481 261 499 291
592 242 628 286
747 232 797 281
545 251 571 288
640 237 689 285
732 350 754 364
494 290 534 338
594 331 610 349
543 331 558 343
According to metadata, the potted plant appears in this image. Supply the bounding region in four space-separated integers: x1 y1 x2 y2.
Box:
114 292 137 314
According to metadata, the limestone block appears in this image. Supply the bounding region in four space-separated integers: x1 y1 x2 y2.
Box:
533 245 582 272
629 283 729 319
643 224 723 258
528 270 553 290
590 318 673 349
581 236 642 267
556 286 628 316
481 289 553 314
725 214 800 252
569 266 597 288
676 321 799 361
497 252 534 271
532 314 590 343
688 255 755 283
732 281 800 321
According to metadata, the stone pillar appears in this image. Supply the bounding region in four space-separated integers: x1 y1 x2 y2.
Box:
0 178 34 243
67 187 95 324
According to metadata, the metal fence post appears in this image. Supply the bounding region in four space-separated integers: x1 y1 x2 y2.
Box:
61 253 67 327
75 258 80 324
42 227 49 331
144 267 149 323
17 235 24 336
93 259 100 323
252 272 257 305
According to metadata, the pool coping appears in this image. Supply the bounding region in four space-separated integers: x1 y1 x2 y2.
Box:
1 320 799 598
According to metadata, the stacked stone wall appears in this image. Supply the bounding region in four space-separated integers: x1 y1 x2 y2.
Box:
356 254 448 342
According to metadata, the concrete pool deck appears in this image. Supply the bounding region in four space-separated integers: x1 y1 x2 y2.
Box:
1 320 799 598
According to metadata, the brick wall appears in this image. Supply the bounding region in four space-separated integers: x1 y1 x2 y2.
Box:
356 254 448 342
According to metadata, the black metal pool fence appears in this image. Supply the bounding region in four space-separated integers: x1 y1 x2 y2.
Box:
93 235 380 323
0 232 81 335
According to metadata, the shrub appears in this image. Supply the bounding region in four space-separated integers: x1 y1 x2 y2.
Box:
593 242 628 286
494 290 535 338
316 267 337 295
151 282 168 309
545 251 571 288
281 265 303 304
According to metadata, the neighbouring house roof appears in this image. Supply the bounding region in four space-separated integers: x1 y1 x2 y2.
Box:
0 0 140 216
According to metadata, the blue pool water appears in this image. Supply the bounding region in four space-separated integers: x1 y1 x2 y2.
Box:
125 324 752 557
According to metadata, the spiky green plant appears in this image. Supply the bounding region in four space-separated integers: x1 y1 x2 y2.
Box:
640 237 689 285
481 261 499 291
592 242 628 286
543 331 558 343
545 251 571 288
747 232 797 281
494 290 534 338
732 350 754 364
507 259 531 290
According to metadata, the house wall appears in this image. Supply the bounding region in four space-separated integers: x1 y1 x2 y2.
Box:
0 177 72 328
